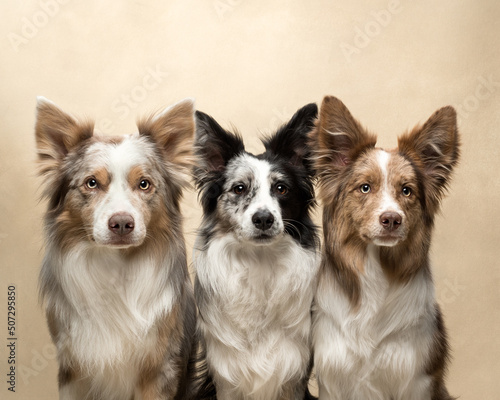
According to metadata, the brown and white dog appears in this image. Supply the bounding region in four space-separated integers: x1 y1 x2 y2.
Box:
309 96 459 400
35 97 197 400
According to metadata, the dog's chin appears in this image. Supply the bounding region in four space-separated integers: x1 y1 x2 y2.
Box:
372 234 404 247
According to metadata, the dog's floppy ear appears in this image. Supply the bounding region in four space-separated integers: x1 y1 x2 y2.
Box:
194 110 245 173
35 97 94 181
309 96 376 199
138 98 195 183
398 106 460 209
263 103 318 176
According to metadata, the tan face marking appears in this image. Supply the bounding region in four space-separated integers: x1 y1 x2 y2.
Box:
89 168 110 191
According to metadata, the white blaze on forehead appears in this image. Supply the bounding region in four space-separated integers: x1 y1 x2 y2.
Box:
376 149 403 215
376 149 390 179
244 156 276 209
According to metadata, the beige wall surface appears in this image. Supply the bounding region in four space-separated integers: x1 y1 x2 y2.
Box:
0 0 498 398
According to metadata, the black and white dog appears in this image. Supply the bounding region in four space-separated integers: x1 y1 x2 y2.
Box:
193 104 320 400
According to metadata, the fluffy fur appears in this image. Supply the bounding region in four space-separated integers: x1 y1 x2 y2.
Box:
193 104 320 400
309 96 459 400
35 97 197 400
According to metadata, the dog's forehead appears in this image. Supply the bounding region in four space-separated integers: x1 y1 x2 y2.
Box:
226 154 283 183
383 149 417 182
355 148 415 178
84 134 154 172
355 147 412 172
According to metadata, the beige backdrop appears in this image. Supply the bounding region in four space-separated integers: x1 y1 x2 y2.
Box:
1 0 498 399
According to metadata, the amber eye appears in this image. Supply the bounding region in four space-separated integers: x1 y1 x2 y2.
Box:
139 180 151 191
402 186 412 197
276 184 288 195
86 178 98 189
233 184 246 195
360 184 371 194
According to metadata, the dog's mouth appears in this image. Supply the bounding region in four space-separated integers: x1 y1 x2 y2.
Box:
372 233 404 247
106 241 139 248
254 234 273 241
93 236 145 249
249 233 279 245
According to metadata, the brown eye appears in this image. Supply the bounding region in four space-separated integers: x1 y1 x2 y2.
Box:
360 184 371 194
86 178 98 189
139 180 151 191
402 186 412 197
233 184 246 195
276 184 288 195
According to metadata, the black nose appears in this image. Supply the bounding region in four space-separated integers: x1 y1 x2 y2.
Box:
252 210 274 231
379 212 402 231
108 213 135 236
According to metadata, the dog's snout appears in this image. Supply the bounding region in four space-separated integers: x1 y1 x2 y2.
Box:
108 213 135 236
252 210 274 231
379 212 402 231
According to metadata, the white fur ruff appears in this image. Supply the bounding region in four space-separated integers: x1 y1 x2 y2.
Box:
313 245 436 400
195 233 319 400
43 243 177 399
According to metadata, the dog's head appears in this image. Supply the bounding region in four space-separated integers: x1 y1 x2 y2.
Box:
310 96 460 248
35 97 195 249
194 104 318 247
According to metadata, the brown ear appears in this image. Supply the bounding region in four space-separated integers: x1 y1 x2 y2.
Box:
35 97 94 179
309 96 376 200
398 106 460 208
137 98 195 184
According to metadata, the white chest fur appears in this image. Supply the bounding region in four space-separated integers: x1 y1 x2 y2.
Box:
313 245 437 400
45 245 177 378
195 234 319 399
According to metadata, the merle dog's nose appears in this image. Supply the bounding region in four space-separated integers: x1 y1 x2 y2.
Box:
252 210 274 231
108 213 135 236
379 212 402 231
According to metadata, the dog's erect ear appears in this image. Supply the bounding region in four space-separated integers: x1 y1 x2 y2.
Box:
398 106 460 206
194 110 245 172
310 96 376 167
35 97 94 178
309 96 376 199
263 103 318 175
138 98 196 178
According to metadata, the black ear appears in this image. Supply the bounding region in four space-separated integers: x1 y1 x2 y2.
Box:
194 110 245 173
193 111 245 213
262 103 318 175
